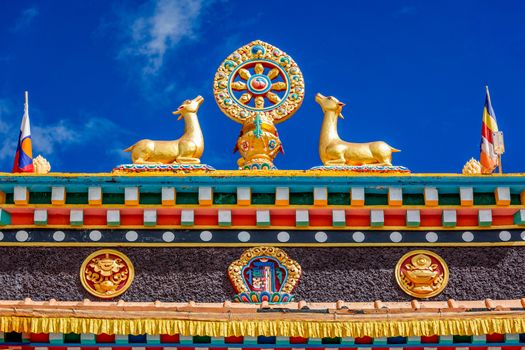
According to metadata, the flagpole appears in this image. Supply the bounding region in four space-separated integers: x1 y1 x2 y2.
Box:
24 91 28 113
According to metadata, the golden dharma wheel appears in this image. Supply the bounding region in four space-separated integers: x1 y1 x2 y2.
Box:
395 249 449 299
213 40 305 124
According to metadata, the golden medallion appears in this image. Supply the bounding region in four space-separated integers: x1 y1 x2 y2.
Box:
80 249 134 299
213 40 304 124
395 250 449 298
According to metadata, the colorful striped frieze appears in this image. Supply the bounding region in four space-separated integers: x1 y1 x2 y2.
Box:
1 332 524 349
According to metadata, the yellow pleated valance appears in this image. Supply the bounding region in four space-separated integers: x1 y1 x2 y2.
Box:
2 315 525 338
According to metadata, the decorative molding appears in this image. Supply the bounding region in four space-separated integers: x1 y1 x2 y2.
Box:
351 187 365 206
495 187 511 206
199 187 213 206
313 187 328 206
424 187 439 207
275 187 289 206
388 187 402 206
0 228 522 246
161 187 176 206
237 187 251 206
124 187 139 206
460 187 473 206
51 187 66 206
296 210 309 227
88 187 102 206
13 186 28 205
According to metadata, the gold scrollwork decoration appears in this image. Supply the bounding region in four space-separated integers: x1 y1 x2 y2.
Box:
80 249 135 299
228 246 301 294
213 40 304 124
395 249 449 298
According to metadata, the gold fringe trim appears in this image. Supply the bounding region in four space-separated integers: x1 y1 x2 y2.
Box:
2 315 525 337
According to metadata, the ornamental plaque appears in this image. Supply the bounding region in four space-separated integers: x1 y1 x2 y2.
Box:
228 246 301 303
80 249 134 299
395 250 449 298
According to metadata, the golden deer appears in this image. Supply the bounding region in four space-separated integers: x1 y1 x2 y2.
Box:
316 93 400 166
124 96 205 164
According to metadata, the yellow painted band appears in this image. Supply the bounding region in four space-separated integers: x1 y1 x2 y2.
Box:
1 314 525 337
1 171 525 178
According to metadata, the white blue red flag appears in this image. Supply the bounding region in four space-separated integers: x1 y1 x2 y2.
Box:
12 91 34 173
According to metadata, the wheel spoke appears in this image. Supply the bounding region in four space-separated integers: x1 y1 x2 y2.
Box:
239 93 252 105
238 68 251 80
254 63 264 74
231 81 247 91
255 96 265 108
271 82 287 91
266 92 281 104
267 68 280 80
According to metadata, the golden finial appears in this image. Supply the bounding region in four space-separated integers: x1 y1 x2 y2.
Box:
33 155 51 174
462 158 482 175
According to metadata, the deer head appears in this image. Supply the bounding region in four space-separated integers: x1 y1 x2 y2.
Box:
172 95 204 120
315 93 345 119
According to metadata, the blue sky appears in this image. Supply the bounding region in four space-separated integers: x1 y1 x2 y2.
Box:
1 0 524 173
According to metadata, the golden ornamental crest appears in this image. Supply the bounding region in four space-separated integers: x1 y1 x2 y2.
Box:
80 249 134 299
213 40 305 170
228 246 301 303
395 250 449 298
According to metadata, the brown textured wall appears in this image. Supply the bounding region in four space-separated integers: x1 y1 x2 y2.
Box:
0 247 523 302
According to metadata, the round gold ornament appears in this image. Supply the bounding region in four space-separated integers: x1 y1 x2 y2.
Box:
80 249 134 299
213 40 305 170
395 250 449 298
213 40 305 124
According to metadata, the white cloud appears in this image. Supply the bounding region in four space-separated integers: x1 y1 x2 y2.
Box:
11 6 39 32
118 0 206 75
32 121 78 155
32 117 122 155
0 99 120 163
0 100 12 134
0 100 16 162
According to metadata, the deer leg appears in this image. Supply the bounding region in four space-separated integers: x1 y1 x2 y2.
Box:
375 154 393 166
175 157 201 164
325 159 346 165
134 159 163 164
324 151 346 165
375 157 393 166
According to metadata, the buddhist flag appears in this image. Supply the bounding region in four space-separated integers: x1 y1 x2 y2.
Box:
480 86 499 174
12 91 34 173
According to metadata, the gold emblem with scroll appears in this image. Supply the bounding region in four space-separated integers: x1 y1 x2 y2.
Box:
395 249 449 298
80 249 134 299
